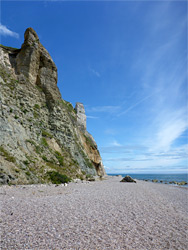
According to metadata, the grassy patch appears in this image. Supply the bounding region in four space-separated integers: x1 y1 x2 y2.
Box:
84 135 96 148
25 171 31 176
0 146 16 163
61 100 76 123
26 139 36 145
86 174 95 181
86 174 93 179
33 111 39 118
82 170 86 175
62 100 76 114
54 151 64 166
42 155 49 162
23 160 30 165
79 147 94 169
47 171 71 184
25 154 36 164
0 44 19 51
21 108 28 114
35 145 43 154
41 137 48 147
42 129 53 138
85 157 94 169
35 85 43 92
34 104 40 109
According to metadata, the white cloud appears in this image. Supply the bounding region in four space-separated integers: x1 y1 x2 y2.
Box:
128 6 188 162
87 115 99 119
0 24 19 39
148 107 188 152
97 3 187 174
101 140 188 173
110 140 122 147
104 154 187 174
104 165 110 170
89 67 100 77
100 144 147 154
155 119 187 151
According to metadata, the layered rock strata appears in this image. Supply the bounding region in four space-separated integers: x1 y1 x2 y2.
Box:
0 27 105 184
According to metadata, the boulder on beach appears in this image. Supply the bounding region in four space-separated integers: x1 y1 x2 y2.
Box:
120 175 136 183
152 179 158 183
177 181 187 185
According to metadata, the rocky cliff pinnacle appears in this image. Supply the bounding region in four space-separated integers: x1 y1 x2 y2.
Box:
16 27 61 107
0 27 106 184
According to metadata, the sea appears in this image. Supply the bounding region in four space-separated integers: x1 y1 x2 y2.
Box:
108 173 188 186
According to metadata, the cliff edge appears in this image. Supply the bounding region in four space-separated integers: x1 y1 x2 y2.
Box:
0 28 106 184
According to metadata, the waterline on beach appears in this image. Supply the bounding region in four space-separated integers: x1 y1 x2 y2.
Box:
108 173 188 186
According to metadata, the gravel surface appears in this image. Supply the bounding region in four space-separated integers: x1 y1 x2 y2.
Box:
0 176 188 250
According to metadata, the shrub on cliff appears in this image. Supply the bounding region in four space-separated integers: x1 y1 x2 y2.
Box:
47 171 71 184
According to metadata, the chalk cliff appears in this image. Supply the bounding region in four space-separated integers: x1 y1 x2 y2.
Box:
0 28 105 184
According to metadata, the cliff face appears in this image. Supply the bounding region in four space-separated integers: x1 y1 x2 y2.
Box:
0 28 105 184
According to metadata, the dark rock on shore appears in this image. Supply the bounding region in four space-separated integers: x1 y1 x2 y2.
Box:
169 181 177 184
120 175 136 183
177 181 187 185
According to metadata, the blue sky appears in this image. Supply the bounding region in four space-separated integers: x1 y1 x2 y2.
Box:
1 0 187 173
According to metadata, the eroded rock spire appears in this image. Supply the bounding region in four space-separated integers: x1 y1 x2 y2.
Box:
16 27 61 105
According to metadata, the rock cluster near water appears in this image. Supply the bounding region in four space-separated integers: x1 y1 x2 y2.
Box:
0 27 106 184
120 175 136 183
149 179 188 185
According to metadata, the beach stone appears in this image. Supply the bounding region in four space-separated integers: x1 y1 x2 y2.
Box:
0 173 9 184
169 181 177 184
152 179 158 183
120 175 136 183
177 181 187 185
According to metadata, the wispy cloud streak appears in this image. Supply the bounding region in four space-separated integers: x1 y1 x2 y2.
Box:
87 105 121 114
0 24 19 39
87 115 99 119
89 67 100 77
117 92 157 117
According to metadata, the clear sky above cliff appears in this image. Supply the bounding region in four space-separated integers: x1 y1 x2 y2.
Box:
1 0 187 173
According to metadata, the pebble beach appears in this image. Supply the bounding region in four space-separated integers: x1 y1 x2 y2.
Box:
1 176 188 250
